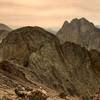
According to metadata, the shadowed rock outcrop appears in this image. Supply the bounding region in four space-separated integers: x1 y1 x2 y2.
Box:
89 49 100 73
57 18 100 51
0 60 33 89
61 42 100 95
0 26 59 64
0 26 70 92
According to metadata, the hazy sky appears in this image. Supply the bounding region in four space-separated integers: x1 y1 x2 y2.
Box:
0 0 100 29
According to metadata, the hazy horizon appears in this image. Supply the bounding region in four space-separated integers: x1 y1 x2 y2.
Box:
0 0 100 29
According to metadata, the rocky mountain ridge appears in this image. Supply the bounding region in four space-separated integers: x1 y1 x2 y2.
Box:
57 18 100 51
0 19 99 99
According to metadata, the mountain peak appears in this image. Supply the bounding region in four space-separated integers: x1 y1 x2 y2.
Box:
63 20 69 24
62 18 95 31
59 17 95 32
57 18 100 51
79 17 89 22
79 18 95 32
69 18 94 26
70 18 89 23
71 18 79 23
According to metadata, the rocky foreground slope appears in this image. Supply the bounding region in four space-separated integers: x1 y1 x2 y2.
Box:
0 25 99 100
0 60 65 100
57 18 100 51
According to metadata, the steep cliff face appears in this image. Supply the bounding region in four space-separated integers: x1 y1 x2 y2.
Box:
61 42 100 95
57 18 100 51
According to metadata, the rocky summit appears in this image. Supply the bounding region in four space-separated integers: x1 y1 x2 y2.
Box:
57 18 100 51
0 26 70 93
0 19 100 100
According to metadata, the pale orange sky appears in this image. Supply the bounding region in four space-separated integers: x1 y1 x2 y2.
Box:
0 0 100 29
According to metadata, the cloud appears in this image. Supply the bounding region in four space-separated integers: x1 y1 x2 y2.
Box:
0 0 100 28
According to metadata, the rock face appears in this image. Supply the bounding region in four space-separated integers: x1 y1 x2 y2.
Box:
57 18 100 51
89 49 100 72
0 60 33 88
0 26 70 92
0 26 100 97
61 42 100 96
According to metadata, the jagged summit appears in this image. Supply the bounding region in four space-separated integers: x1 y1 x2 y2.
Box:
64 18 95 30
0 23 11 44
64 18 93 23
63 20 69 25
79 17 88 21
70 18 79 23
57 18 100 51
